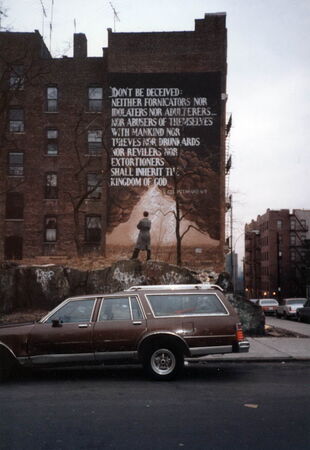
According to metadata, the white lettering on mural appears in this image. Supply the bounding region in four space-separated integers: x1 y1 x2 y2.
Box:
109 86 217 186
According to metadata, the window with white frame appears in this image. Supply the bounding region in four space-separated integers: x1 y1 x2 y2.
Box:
46 86 58 112
88 87 103 112
44 216 57 242
8 152 24 176
9 65 24 90
87 130 102 155
46 129 58 155
45 173 58 199
87 173 102 199
85 215 101 243
9 108 24 132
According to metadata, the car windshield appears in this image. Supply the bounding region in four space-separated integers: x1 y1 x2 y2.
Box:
260 300 278 305
286 299 306 305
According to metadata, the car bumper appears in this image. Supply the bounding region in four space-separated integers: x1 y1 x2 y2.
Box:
235 340 250 353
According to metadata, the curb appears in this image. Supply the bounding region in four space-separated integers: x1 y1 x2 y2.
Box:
186 356 310 363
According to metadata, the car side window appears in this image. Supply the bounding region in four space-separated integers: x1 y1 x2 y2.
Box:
46 299 95 324
147 294 227 317
99 297 131 321
130 296 143 320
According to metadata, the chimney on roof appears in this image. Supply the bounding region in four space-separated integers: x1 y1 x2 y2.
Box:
74 33 87 58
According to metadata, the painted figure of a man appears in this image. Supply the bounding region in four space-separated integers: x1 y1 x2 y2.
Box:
131 211 151 260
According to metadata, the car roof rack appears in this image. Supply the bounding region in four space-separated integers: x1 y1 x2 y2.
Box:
126 284 223 292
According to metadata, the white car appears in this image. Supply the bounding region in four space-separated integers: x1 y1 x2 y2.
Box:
258 299 279 315
276 298 307 319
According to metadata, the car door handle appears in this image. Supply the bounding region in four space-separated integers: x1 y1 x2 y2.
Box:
133 321 142 325
78 324 89 328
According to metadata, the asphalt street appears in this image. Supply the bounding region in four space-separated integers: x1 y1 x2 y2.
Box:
1 362 309 450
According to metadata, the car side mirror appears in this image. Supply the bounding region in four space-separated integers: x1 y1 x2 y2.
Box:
51 319 62 327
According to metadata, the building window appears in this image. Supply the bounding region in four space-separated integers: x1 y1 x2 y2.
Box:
9 108 24 132
276 220 282 230
300 219 307 229
88 130 102 155
8 152 24 176
85 216 101 243
290 250 296 261
290 218 296 230
44 216 57 242
45 173 58 199
88 87 103 112
5 192 24 219
87 173 102 199
46 129 58 155
290 234 296 245
9 65 24 90
46 86 58 112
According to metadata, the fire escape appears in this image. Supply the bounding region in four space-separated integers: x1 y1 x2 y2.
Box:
225 113 232 256
290 214 309 296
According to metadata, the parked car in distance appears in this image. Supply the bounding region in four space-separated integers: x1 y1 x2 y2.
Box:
276 298 307 319
296 299 310 323
257 299 279 315
0 284 249 381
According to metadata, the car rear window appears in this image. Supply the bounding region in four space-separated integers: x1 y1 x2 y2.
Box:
286 299 306 305
147 293 228 317
260 300 278 305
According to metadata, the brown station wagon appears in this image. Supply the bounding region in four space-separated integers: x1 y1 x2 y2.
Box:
0 284 249 381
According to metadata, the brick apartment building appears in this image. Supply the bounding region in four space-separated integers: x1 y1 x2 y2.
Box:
244 209 310 299
0 14 228 269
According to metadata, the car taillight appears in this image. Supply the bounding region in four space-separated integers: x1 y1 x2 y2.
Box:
236 323 245 341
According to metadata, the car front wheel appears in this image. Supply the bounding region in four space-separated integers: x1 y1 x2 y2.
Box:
144 346 184 381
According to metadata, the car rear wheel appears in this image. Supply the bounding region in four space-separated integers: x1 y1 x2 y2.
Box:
144 346 184 381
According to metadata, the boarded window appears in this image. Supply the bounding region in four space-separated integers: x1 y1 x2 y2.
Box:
4 236 23 260
5 192 24 219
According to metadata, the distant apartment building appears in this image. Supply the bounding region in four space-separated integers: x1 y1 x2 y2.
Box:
0 13 228 269
244 209 310 299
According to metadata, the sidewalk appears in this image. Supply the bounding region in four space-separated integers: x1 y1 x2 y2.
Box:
189 337 310 363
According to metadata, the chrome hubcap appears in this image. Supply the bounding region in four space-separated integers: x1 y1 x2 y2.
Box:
151 348 176 375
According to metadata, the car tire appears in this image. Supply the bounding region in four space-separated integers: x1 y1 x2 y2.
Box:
143 345 184 381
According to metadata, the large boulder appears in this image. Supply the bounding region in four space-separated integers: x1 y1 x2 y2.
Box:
0 260 264 335
86 260 199 294
226 293 265 336
0 263 18 313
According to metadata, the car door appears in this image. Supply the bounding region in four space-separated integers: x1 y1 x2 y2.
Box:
27 297 97 365
93 295 147 361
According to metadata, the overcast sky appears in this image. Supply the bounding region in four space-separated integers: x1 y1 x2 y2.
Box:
3 0 310 261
